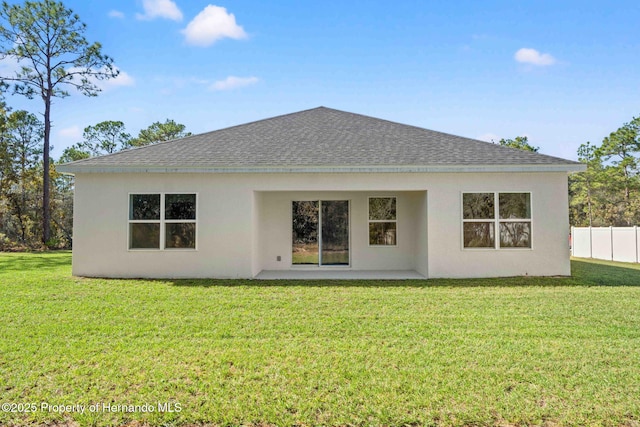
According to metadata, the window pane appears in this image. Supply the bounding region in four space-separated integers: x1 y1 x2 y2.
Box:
165 223 196 249
369 222 397 245
130 194 160 220
165 194 196 220
500 222 531 248
130 223 160 249
292 201 319 264
463 222 495 248
321 200 349 265
369 197 396 220
499 193 531 219
463 193 494 219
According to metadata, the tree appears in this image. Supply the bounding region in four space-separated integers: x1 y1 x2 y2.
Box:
61 120 130 160
569 141 604 226
0 94 10 200
568 116 640 227
497 136 539 152
0 0 118 244
596 116 640 207
0 96 11 244
130 119 191 147
59 145 90 163
79 120 131 155
4 110 43 243
50 161 73 247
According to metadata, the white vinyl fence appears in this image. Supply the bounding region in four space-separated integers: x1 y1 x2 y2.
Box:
571 226 640 263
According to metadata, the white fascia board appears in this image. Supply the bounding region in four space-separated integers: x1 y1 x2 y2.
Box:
56 163 587 175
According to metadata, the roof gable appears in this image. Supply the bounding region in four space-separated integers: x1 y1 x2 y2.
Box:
58 107 584 173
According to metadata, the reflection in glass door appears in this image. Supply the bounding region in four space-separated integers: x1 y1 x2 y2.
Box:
321 200 349 265
292 201 319 264
292 200 349 266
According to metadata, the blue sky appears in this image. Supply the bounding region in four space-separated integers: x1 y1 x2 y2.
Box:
3 0 640 160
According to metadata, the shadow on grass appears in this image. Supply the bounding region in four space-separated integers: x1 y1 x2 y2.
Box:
4 252 637 287
571 258 640 286
167 259 640 288
0 251 71 272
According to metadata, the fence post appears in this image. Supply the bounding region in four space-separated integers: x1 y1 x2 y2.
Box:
589 226 593 259
633 225 640 262
610 226 614 261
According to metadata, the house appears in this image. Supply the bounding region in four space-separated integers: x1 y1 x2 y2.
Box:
58 107 585 279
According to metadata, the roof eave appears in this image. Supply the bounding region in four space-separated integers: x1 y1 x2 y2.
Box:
56 163 587 174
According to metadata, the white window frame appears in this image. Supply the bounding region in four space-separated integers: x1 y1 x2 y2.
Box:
368 196 398 247
461 192 532 250
128 192 198 251
290 199 351 268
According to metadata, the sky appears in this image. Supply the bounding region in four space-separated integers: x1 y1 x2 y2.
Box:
1 0 639 161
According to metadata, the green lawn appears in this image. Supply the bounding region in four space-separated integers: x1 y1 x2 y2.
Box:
1 252 639 426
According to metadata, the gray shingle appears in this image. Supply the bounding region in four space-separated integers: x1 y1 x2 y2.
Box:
59 107 582 171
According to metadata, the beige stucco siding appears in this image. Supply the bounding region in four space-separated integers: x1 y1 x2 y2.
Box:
72 171 570 278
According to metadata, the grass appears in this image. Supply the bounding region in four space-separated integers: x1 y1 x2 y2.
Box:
0 252 639 426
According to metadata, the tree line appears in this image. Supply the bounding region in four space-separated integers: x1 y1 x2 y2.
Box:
496 123 640 227
495 125 640 228
569 116 640 227
0 109 190 249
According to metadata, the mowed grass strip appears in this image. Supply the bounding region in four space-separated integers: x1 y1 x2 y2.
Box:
0 252 639 426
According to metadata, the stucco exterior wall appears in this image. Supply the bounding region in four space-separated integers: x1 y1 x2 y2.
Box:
72 171 570 278
73 173 255 278
425 172 570 278
256 191 425 272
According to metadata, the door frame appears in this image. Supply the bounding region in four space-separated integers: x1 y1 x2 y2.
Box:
291 199 351 267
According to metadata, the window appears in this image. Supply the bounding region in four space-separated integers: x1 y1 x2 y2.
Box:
462 192 531 249
368 197 397 246
129 193 196 250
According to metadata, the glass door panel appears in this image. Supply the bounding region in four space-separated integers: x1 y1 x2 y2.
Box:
321 200 349 265
292 200 350 266
292 201 319 265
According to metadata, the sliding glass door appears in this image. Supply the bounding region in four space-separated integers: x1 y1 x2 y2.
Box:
292 201 319 265
321 200 349 265
292 200 349 266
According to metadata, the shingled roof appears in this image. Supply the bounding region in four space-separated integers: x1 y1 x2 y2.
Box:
58 107 584 173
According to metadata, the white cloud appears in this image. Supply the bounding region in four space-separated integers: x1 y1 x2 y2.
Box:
210 76 258 91
182 5 247 46
100 69 135 90
136 0 183 22
514 48 556 66
0 55 21 75
108 10 125 19
477 133 500 143
57 126 82 140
